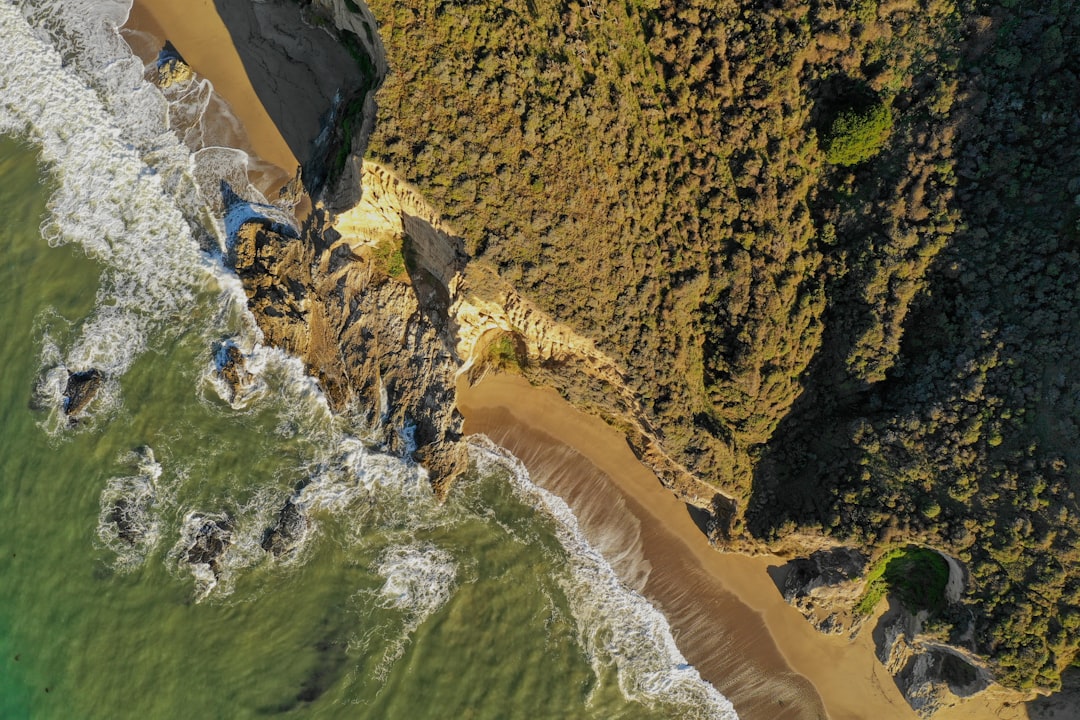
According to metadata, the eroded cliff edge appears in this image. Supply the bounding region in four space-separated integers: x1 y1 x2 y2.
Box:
191 0 1052 715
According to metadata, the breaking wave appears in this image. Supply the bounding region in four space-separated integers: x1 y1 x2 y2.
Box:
97 446 166 571
471 437 738 720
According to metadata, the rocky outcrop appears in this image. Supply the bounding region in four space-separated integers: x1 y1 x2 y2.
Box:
773 545 1032 717
105 497 144 546
777 546 869 636
227 187 465 492
261 497 308 556
333 162 726 505
155 40 193 87
63 368 103 421
183 515 233 574
214 342 253 403
875 604 993 718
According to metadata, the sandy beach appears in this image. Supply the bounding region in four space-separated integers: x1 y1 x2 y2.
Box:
458 372 1030 720
124 0 296 190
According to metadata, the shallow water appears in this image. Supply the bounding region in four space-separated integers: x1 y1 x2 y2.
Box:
0 1 736 717
0 136 676 719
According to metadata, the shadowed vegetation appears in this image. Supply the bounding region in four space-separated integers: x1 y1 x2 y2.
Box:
359 0 1080 693
857 546 950 616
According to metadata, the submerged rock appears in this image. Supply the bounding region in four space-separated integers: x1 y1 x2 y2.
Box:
105 498 143 546
184 515 233 570
215 342 253 403
63 368 103 420
261 498 307 556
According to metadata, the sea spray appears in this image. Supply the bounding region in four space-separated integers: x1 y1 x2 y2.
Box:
97 446 166 572
0 2 209 410
368 542 458 677
470 436 739 720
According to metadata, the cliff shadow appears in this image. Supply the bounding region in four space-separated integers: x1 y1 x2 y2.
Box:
212 0 372 195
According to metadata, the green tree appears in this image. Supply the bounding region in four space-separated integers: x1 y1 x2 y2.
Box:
824 102 893 166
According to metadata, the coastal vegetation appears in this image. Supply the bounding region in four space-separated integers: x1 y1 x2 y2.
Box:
856 546 949 616
823 101 894 166
357 0 1080 694
484 333 525 372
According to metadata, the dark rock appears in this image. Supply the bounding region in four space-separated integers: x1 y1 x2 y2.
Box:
63 368 103 419
106 498 141 546
184 516 233 568
261 498 307 556
215 343 252 401
415 440 469 501
782 547 868 601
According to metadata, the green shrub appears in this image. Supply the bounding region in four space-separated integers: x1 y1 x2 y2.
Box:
373 238 407 279
486 334 523 370
824 102 894 166
856 546 949 615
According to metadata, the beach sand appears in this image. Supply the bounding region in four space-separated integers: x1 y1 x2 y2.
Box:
124 0 296 193
459 372 1031 720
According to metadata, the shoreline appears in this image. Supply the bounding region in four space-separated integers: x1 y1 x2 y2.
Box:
123 0 296 194
117 2 1034 718
458 372 1027 720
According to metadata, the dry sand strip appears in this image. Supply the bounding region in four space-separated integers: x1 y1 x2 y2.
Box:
125 0 297 183
459 373 1030 720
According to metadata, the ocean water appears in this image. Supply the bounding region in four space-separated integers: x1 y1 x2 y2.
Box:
0 2 736 718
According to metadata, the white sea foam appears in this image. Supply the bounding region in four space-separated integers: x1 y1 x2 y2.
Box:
375 542 457 619
0 1 294 421
169 489 284 603
470 436 738 720
97 446 166 571
369 542 457 676
0 1 212 403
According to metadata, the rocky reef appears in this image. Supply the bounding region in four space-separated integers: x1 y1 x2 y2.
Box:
261 497 308 556
226 188 467 492
63 368 103 422
183 514 234 579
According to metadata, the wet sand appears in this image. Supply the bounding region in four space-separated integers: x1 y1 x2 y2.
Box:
459 373 1030 720
124 0 296 183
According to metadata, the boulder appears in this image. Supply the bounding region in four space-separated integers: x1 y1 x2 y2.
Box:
105 498 143 546
63 368 103 420
261 498 307 556
779 546 868 636
184 515 233 570
215 343 252 402
155 40 193 87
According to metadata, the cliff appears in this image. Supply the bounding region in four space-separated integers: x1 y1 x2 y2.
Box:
194 0 1073 713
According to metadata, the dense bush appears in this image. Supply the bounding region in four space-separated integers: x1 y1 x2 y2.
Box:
824 102 893 166
350 0 1080 692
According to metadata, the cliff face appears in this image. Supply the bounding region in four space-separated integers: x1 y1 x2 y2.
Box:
332 162 731 509
228 206 467 493
204 0 1054 712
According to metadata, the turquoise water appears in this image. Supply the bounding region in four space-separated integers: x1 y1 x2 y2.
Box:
0 1 736 717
